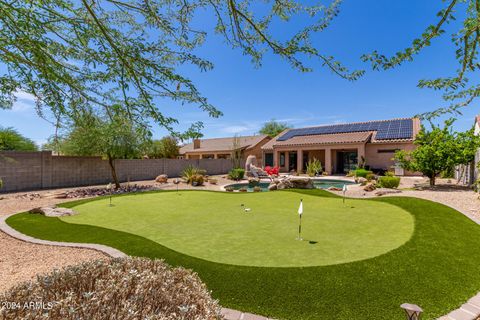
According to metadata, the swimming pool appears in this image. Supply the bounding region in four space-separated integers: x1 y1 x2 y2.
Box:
225 179 355 192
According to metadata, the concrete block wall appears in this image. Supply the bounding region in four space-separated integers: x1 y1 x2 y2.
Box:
0 151 239 192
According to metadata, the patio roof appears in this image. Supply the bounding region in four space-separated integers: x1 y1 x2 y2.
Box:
262 131 373 150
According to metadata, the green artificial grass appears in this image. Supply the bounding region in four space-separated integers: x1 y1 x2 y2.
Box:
59 191 414 267
6 189 480 320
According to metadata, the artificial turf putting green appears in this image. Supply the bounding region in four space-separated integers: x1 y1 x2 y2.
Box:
7 190 480 320
60 191 414 267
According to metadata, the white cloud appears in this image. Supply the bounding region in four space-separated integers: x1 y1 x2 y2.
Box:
11 90 35 112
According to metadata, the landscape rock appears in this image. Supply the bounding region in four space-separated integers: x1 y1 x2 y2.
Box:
328 187 342 191
267 176 314 190
268 183 277 191
155 174 168 183
356 177 367 185
363 183 376 192
29 206 77 217
375 189 402 196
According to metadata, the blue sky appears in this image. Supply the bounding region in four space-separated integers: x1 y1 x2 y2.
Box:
1 1 478 146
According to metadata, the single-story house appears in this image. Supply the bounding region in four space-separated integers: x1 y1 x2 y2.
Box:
179 135 271 162
261 118 421 175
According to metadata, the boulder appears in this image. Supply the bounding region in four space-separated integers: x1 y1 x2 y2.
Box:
285 176 314 189
29 206 76 217
268 183 277 191
363 183 376 192
155 174 168 183
356 177 367 185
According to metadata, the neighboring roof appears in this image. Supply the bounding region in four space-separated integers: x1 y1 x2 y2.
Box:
180 135 269 154
262 118 420 150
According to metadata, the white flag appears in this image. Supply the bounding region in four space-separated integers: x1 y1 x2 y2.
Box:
298 200 303 216
342 184 347 193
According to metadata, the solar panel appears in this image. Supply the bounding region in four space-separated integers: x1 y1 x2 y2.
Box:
277 119 414 141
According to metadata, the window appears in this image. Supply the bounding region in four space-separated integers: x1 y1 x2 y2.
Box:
377 149 399 154
264 153 274 167
217 154 231 159
280 152 285 166
202 154 215 159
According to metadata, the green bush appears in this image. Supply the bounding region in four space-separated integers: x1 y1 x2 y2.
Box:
0 257 221 319
228 168 245 181
306 158 322 177
365 173 375 182
181 165 205 184
0 178 3 190
378 176 401 189
355 169 373 178
384 171 395 177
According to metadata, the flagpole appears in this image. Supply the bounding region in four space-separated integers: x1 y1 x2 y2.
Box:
297 199 303 241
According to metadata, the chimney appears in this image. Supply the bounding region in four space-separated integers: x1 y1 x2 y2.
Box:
193 139 201 149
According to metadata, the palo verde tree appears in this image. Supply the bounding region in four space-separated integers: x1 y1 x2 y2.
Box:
363 1 480 119
0 127 37 151
395 119 480 186
58 108 150 188
0 0 362 140
259 120 292 138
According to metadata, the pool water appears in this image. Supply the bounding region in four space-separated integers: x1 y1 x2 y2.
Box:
226 179 355 192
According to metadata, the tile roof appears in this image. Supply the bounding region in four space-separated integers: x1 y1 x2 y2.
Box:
262 131 373 149
180 135 269 154
262 118 420 150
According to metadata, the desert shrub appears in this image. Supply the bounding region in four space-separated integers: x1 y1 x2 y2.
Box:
365 173 375 182
253 186 262 192
228 168 245 181
191 174 204 186
346 170 355 177
181 165 206 184
0 177 3 190
378 176 401 189
384 171 395 177
306 158 322 177
0 257 221 320
225 186 234 192
355 169 373 178
239 186 248 192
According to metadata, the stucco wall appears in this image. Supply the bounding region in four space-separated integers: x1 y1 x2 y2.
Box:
0 151 238 192
365 142 416 173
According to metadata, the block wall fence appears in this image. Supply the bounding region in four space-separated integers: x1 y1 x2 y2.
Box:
0 151 238 192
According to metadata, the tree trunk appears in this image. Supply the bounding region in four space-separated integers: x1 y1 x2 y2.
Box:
429 174 436 186
108 156 120 189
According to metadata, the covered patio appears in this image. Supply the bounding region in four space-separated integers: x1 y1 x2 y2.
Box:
262 131 370 174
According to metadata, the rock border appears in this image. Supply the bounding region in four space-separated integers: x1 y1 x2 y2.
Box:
0 213 126 258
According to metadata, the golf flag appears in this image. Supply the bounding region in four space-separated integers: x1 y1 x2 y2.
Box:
297 199 303 240
342 184 347 193
298 200 303 216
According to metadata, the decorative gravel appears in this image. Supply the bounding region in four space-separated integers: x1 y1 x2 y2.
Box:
0 231 107 293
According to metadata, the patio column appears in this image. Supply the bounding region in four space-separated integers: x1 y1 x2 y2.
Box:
357 144 366 168
273 150 279 167
324 148 332 174
214 154 218 159
284 152 290 172
297 149 303 173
